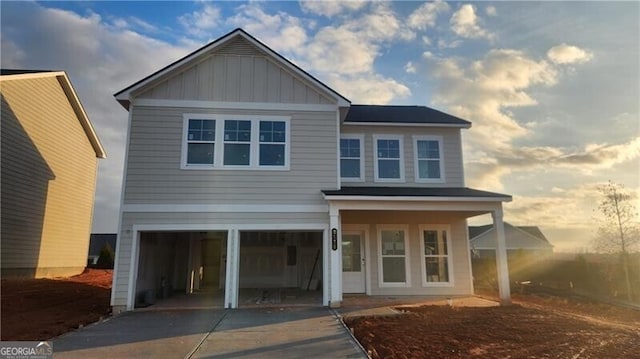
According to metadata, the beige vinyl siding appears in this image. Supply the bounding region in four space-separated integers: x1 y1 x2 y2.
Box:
1 76 98 277
341 126 465 187
342 211 473 296
136 38 333 105
122 106 338 205
111 211 329 306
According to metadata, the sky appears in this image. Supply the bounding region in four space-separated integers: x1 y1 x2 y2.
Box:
1 1 638 252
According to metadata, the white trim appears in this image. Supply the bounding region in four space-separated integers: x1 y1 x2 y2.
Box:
181 114 291 170
343 121 471 129
323 195 511 202
376 224 411 288
326 199 505 215
133 98 338 112
418 224 454 287
339 134 365 183
1 71 66 81
116 30 350 107
373 134 405 183
413 135 445 183
111 104 134 306
122 204 329 213
335 111 341 190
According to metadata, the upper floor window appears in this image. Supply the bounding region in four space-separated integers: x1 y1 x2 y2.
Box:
340 135 364 182
413 136 444 182
186 119 216 166
182 114 289 170
374 135 404 182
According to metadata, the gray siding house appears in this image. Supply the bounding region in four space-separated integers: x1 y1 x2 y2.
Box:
111 28 512 312
470 223 554 258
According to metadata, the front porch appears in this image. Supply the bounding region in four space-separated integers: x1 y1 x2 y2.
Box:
323 186 513 308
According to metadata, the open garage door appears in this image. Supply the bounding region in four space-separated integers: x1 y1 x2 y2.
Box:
239 231 323 306
134 231 227 309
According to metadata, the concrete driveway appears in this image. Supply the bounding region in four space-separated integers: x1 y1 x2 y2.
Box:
53 307 365 358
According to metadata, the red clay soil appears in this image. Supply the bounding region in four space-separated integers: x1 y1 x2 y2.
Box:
1 269 112 341
345 295 640 359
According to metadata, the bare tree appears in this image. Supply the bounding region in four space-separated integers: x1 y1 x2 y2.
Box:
592 181 639 301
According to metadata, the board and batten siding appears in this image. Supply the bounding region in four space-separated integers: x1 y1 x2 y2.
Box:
1 76 98 278
122 106 338 205
136 37 334 105
341 211 473 296
341 126 465 187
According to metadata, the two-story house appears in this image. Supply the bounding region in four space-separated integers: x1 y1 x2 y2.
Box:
111 28 512 313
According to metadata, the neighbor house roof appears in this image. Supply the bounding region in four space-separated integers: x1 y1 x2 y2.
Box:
344 105 471 127
1 69 107 159
114 28 351 109
322 187 511 201
469 222 553 250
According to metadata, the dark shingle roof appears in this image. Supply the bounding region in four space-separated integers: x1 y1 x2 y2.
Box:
322 186 510 199
1 69 57 76
344 105 471 126
468 224 493 239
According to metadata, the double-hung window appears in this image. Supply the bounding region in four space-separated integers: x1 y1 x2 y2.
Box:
414 136 444 182
186 119 216 166
340 135 364 182
182 114 289 170
259 121 286 166
374 135 404 182
420 225 453 286
378 226 410 287
223 120 251 166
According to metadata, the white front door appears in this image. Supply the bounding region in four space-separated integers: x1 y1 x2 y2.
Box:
342 232 365 293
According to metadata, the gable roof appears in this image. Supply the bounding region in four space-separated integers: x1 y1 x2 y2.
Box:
469 222 553 250
344 105 471 127
1 70 106 159
114 28 351 109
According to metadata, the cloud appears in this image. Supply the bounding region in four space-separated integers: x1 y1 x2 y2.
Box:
1 2 193 232
328 73 410 104
407 0 450 30
178 3 221 38
450 4 494 40
299 0 367 17
547 44 593 64
404 61 417 74
485 6 497 16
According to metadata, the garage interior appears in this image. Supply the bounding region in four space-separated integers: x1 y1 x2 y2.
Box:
134 230 323 308
239 231 323 306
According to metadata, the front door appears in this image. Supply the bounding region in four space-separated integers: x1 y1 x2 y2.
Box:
342 232 365 293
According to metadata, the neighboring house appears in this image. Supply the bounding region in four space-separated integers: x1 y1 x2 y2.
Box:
110 28 513 312
88 233 118 266
469 223 554 258
1 70 106 278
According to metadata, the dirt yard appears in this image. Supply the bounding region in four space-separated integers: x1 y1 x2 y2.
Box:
344 293 640 359
1 269 112 340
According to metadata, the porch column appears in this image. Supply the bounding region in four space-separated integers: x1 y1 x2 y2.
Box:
329 205 342 308
225 229 239 309
492 208 512 305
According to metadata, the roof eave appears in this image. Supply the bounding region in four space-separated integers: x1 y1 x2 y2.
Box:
343 121 471 128
113 28 351 108
323 194 512 202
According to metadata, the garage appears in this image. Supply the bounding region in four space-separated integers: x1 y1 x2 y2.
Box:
134 231 227 308
238 231 323 306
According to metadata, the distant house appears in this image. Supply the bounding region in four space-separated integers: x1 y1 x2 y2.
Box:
1 70 106 278
469 223 553 258
88 233 117 266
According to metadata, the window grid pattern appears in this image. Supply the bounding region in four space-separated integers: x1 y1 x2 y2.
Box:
259 121 286 166
423 230 449 283
186 119 215 165
416 140 441 179
340 138 361 178
376 139 401 180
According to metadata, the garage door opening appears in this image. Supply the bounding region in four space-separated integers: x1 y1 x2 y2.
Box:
135 231 227 309
239 231 323 306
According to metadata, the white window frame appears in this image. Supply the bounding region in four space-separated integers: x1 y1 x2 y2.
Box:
373 134 405 183
413 136 445 183
419 224 454 287
181 114 290 170
377 224 411 288
340 134 365 182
